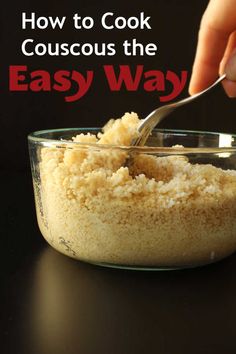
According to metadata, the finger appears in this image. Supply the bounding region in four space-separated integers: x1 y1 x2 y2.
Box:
189 0 236 95
225 48 236 80
189 24 229 94
220 33 236 97
219 31 236 75
222 79 236 97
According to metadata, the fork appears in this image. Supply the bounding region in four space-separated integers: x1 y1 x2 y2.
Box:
131 74 226 147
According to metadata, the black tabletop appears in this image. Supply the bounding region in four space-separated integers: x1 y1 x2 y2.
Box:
1 171 236 354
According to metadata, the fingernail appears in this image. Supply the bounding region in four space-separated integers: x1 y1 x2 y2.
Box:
225 48 236 81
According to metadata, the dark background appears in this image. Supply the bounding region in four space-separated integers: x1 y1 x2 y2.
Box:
2 0 236 174
3 0 236 266
2 0 236 171
1 1 236 353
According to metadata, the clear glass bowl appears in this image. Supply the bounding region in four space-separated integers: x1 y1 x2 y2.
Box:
28 128 236 270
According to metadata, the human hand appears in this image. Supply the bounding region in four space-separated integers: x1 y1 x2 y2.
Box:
189 0 236 97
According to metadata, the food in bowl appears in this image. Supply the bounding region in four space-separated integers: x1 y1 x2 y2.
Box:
28 112 236 269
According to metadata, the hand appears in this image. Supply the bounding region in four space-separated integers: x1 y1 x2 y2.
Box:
189 0 236 97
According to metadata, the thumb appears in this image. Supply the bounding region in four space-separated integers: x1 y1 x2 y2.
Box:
221 48 236 97
225 48 236 81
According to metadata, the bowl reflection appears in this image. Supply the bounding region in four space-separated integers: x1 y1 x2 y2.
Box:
21 247 236 354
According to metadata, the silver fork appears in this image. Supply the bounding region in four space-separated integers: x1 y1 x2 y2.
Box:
132 74 226 146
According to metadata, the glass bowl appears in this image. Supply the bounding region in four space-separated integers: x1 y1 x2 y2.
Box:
28 128 236 270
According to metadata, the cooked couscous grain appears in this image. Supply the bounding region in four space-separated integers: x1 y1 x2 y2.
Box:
35 112 236 267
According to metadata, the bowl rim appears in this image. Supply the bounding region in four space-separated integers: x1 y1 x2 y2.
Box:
27 127 236 153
